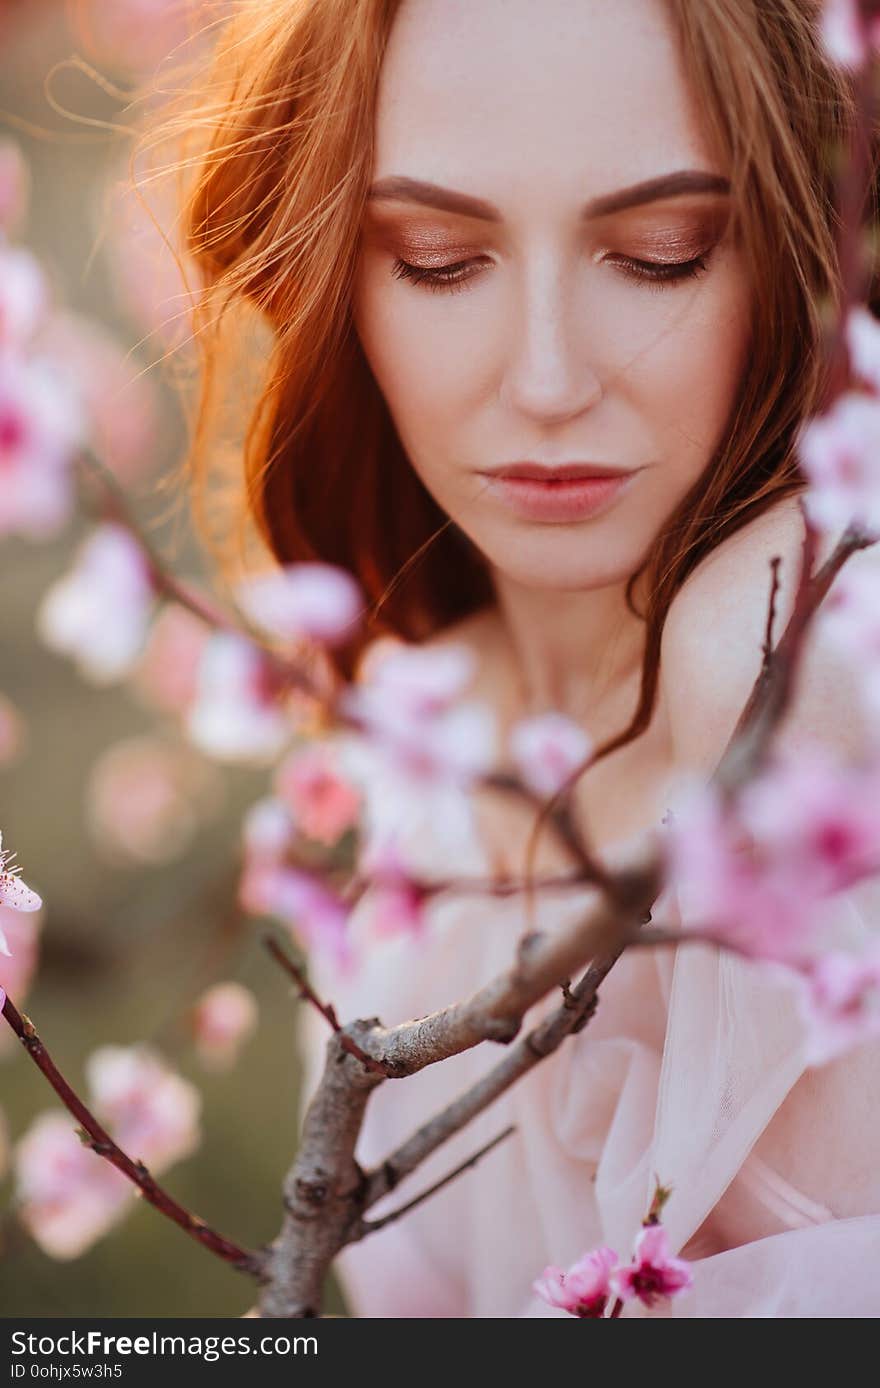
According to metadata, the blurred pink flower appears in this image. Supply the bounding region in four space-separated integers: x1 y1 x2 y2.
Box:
0 354 82 539
86 1044 201 1172
846 305 880 393
0 903 42 998
44 314 160 484
0 245 48 349
0 139 28 232
796 946 880 1065
69 0 199 73
37 524 155 683
237 563 363 649
239 863 351 969
349 640 476 723
0 691 25 766
274 743 361 845
820 0 870 68
186 632 290 763
359 838 427 940
241 797 295 865
103 169 197 351
191 982 258 1071
798 391 880 535
86 736 221 866
610 1225 693 1308
0 830 42 947
533 1245 618 1318
819 561 880 722
131 603 209 715
510 711 592 798
14 1111 131 1261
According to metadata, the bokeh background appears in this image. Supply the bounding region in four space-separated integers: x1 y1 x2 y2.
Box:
0 0 343 1316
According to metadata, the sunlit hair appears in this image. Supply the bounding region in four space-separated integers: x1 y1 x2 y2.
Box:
147 0 876 753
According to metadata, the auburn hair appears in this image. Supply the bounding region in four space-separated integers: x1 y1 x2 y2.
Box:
146 0 876 761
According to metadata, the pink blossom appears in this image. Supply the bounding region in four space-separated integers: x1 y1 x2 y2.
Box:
86 736 221 866
819 561 880 722
37 525 155 682
131 603 209 715
533 1245 618 1318
237 563 363 648
70 0 199 73
186 633 290 764
44 314 160 483
0 830 42 947
665 754 880 963
86 1045 201 1172
0 354 81 538
239 863 351 968
274 744 362 845
0 904 41 1056
798 391 880 536
0 691 25 766
0 139 28 232
846 305 880 394
14 1111 131 1260
610 1224 693 1307
510 711 592 798
191 982 258 1070
242 797 296 864
0 245 48 349
359 838 427 939
347 641 477 724
796 946 880 1064
820 0 868 68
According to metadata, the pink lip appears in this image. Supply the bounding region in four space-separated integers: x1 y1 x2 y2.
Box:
479 463 639 523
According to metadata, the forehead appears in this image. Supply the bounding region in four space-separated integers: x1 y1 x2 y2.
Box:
373 0 714 208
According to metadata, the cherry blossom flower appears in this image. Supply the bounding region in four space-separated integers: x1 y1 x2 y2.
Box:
86 736 221 865
85 1045 201 1172
818 560 880 722
130 603 209 715
37 524 155 682
239 862 351 968
820 0 871 68
796 946 880 1064
0 353 82 539
665 752 880 963
191 982 258 1071
274 743 362 845
13 1045 200 1261
610 1224 693 1308
186 632 290 764
242 797 296 865
0 245 48 349
0 139 28 232
0 905 42 1056
340 642 496 861
510 711 592 798
237 563 363 648
44 314 160 483
0 830 41 954
359 838 428 939
846 305 880 394
14 1111 131 1260
533 1245 618 1318
798 391 880 536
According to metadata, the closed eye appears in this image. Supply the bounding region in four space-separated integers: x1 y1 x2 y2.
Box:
390 249 713 294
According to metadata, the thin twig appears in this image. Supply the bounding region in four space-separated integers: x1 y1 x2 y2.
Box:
761 555 783 669
1 989 262 1277
357 1125 516 1236
262 934 389 1076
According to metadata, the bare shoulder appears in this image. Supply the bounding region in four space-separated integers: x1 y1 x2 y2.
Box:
660 496 877 772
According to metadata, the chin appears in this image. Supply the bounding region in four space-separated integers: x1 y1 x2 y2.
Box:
479 533 644 593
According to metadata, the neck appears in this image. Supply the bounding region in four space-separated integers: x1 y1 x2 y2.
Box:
489 569 648 738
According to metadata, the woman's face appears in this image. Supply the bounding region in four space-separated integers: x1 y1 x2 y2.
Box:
353 0 752 594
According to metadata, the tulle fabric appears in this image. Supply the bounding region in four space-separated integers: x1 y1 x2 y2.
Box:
296 762 880 1318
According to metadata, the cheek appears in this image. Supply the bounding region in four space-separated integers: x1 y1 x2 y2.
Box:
353 266 486 458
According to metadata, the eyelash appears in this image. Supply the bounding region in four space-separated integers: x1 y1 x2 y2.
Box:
390 252 711 294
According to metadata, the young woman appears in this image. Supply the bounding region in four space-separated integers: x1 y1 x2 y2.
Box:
170 0 880 1315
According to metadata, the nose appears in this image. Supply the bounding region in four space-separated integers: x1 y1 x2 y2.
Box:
499 258 603 424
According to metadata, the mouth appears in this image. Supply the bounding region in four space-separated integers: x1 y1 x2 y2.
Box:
477 462 640 523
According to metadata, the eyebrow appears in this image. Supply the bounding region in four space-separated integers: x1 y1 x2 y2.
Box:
367 169 731 221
